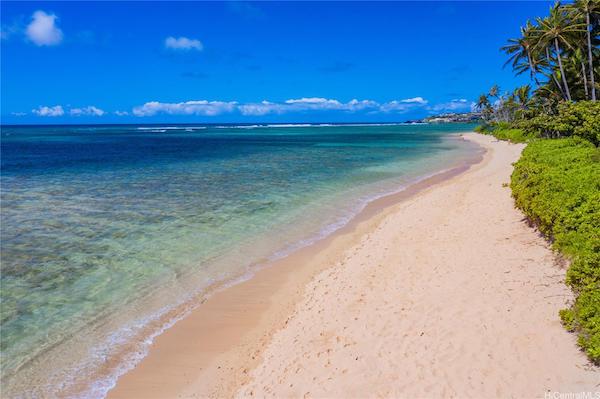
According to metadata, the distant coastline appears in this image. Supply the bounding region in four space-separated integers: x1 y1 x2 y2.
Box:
406 111 482 124
1 121 434 128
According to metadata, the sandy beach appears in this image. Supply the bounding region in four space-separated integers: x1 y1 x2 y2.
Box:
108 133 598 398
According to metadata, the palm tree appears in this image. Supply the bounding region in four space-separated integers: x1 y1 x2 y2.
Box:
541 46 568 100
533 84 563 115
501 21 541 85
535 2 587 101
514 85 531 109
487 85 501 122
577 49 590 99
476 94 490 109
502 93 519 122
476 94 493 122
567 48 590 99
571 0 599 100
489 84 500 99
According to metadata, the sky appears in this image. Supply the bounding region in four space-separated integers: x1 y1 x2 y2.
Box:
1 1 554 124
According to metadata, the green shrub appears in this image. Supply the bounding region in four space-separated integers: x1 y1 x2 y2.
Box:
491 128 529 143
495 121 512 130
475 124 533 143
519 101 600 145
511 138 600 363
474 124 488 133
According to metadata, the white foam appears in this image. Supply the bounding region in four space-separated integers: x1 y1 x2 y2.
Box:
264 124 312 128
56 286 209 399
136 127 181 131
210 123 419 130
267 167 453 263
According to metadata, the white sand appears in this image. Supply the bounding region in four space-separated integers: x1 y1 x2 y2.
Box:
235 134 598 398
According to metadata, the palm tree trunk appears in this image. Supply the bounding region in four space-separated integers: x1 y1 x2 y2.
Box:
586 12 596 101
546 47 567 100
527 49 541 87
555 38 572 101
552 74 567 100
582 62 589 99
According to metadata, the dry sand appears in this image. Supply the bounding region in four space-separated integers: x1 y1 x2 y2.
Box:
109 133 598 399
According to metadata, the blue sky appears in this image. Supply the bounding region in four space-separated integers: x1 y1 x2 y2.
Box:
1 1 553 124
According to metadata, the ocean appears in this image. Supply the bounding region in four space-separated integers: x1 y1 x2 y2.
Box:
0 123 480 397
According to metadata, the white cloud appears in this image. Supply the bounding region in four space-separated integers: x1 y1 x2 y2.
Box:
399 97 428 105
26 11 63 46
131 97 437 117
379 101 409 112
238 101 284 116
239 98 382 116
429 98 474 112
32 105 64 116
379 98 429 113
11 112 26 116
287 98 374 111
284 97 344 111
345 99 380 111
129 96 484 117
70 106 105 116
15 97 476 120
284 97 336 105
132 100 237 116
164 36 203 51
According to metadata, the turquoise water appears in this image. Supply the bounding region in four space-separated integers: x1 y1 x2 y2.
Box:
0 123 479 397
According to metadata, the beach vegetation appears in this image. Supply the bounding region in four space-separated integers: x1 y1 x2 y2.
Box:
518 101 600 144
511 138 600 363
477 1 598 131
475 0 600 364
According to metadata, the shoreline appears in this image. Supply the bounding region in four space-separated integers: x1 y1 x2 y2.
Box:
237 133 598 397
109 132 598 398
106 133 485 398
2 130 480 399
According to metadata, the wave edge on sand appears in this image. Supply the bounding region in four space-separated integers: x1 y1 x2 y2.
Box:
109 133 598 399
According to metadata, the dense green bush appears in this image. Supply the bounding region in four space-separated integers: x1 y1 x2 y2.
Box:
490 128 530 143
474 124 534 143
511 138 600 363
518 101 600 145
474 124 492 133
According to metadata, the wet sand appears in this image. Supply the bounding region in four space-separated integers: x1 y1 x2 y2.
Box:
108 133 598 398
